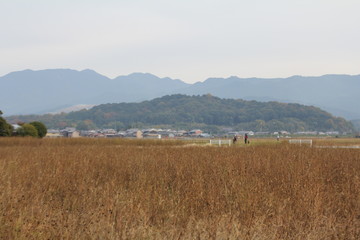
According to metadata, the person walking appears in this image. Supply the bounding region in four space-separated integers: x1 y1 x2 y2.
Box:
233 135 237 144
244 133 248 144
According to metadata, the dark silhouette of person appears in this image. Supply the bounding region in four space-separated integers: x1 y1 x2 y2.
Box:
233 135 237 144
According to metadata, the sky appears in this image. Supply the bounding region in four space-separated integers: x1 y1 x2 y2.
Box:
1 0 360 83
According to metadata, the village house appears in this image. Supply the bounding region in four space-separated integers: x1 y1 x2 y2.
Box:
186 129 203 137
125 129 143 138
61 127 80 138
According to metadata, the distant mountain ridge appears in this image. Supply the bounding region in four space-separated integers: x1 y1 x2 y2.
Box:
1 69 359 119
0 69 189 116
174 74 360 119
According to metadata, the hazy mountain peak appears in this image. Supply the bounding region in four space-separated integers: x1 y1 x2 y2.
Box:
127 72 158 78
80 68 104 75
114 72 184 82
112 72 188 88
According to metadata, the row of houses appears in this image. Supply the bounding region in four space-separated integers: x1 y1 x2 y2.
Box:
228 130 344 136
46 128 209 139
293 131 342 136
46 127 347 139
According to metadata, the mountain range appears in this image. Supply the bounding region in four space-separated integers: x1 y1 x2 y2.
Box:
1 69 359 120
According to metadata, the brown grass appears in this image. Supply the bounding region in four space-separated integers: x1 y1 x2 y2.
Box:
0 138 359 239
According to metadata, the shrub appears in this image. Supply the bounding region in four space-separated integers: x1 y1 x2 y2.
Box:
16 123 38 137
30 121 47 138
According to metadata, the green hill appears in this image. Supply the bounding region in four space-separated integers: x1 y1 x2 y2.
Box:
6 94 354 133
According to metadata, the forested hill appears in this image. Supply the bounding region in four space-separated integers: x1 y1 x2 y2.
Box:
7 94 354 132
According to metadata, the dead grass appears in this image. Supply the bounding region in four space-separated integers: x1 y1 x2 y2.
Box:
312 138 360 147
0 138 359 239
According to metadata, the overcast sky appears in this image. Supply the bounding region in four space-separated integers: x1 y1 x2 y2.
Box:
1 0 359 83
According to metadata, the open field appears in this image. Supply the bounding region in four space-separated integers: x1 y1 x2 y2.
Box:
0 138 359 239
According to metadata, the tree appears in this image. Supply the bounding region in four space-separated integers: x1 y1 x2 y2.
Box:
0 117 13 136
30 121 47 138
16 124 38 137
0 110 13 136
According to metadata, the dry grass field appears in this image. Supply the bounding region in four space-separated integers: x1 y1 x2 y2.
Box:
0 138 359 239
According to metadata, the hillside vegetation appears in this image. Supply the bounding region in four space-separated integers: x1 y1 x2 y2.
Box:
7 94 354 132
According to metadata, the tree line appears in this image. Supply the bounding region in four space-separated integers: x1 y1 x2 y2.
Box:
0 110 47 138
